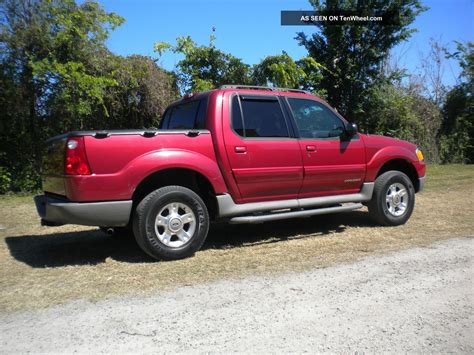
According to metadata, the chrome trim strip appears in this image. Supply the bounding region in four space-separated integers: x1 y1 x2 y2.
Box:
217 182 374 218
229 203 363 224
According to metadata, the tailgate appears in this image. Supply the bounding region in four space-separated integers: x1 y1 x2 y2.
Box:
42 137 67 196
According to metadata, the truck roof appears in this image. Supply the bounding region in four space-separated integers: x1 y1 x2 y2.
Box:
218 85 312 94
171 85 320 106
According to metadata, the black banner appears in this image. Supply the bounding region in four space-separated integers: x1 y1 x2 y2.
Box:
281 10 401 26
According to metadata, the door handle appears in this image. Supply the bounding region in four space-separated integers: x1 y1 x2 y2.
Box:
234 146 247 153
306 145 316 152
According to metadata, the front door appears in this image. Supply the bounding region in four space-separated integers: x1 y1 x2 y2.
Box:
284 97 366 198
223 93 303 202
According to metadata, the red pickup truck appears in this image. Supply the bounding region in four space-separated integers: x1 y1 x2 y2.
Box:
35 85 426 260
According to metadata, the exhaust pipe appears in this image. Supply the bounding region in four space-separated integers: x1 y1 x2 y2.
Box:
105 227 115 236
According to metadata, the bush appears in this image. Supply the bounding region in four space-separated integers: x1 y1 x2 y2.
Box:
365 83 442 162
10 166 41 192
0 167 12 194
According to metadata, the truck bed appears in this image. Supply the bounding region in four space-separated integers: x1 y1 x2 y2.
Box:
42 129 218 201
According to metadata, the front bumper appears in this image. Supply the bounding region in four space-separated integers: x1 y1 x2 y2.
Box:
34 195 132 227
418 176 426 192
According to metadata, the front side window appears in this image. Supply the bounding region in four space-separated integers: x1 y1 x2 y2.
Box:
231 95 289 138
287 98 344 139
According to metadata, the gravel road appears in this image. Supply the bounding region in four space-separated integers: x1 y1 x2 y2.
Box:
1 237 473 353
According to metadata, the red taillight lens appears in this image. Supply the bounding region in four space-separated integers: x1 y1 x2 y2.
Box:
65 137 91 175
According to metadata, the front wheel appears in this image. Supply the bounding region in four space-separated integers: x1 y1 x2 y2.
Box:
133 186 210 260
368 170 415 226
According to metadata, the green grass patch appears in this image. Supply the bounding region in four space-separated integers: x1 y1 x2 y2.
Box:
425 164 474 191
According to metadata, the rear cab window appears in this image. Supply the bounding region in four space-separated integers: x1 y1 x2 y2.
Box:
231 95 290 138
160 97 208 129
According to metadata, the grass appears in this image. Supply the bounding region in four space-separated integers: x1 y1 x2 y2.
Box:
0 164 473 313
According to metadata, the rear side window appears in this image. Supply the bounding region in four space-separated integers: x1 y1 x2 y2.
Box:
194 98 208 129
161 98 207 129
231 95 289 138
231 95 244 136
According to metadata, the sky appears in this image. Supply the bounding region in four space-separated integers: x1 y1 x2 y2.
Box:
100 0 474 87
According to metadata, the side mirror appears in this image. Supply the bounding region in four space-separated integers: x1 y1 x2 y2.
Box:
344 122 358 138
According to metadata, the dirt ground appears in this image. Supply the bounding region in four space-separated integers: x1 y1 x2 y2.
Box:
0 164 473 313
1 237 472 353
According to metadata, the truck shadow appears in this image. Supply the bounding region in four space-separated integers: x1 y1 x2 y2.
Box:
5 211 376 268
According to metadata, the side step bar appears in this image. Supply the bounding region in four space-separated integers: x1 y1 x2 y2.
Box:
229 203 363 224
217 183 374 218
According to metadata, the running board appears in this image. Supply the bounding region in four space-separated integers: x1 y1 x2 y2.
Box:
217 182 374 218
229 203 364 224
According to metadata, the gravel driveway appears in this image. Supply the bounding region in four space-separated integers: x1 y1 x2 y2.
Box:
1 237 473 353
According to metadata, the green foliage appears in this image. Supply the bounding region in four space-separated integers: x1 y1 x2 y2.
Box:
0 0 126 191
0 0 177 192
253 53 304 88
365 81 441 162
252 53 326 96
439 42 473 163
153 42 172 57
295 57 328 97
32 59 118 119
157 37 327 97
0 167 12 194
296 0 426 125
155 36 253 93
439 126 471 164
103 55 178 129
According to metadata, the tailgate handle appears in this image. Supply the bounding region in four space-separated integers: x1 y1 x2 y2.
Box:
306 145 316 152
234 146 247 153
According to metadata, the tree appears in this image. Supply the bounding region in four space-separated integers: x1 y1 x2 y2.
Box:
253 53 303 88
296 0 425 127
253 52 326 96
155 35 252 93
0 0 123 191
439 42 474 163
419 38 448 107
365 81 441 162
103 55 178 129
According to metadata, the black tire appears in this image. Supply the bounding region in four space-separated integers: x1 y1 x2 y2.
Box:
132 185 210 260
368 170 415 226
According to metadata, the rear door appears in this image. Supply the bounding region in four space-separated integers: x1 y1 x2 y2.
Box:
223 93 303 202
284 97 366 198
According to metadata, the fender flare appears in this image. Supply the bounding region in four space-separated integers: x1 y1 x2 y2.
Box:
124 149 228 196
365 146 419 182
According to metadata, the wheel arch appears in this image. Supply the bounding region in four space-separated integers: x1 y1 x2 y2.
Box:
132 168 219 219
375 159 420 192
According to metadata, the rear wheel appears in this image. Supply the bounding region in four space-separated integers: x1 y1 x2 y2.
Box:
133 186 209 260
368 170 415 226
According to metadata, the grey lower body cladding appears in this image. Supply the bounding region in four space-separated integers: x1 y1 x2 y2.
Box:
216 182 375 223
34 183 375 227
34 195 132 227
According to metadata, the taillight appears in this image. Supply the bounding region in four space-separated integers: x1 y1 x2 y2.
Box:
65 137 91 175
